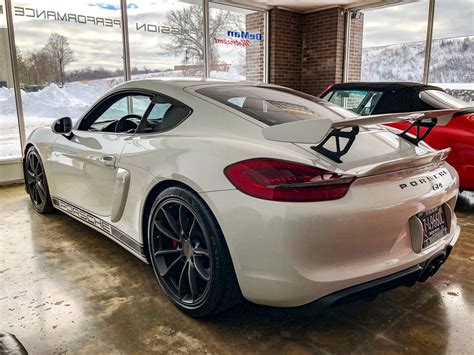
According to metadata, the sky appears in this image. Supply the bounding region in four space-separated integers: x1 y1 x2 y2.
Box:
363 0 474 48
5 0 474 69
9 0 254 71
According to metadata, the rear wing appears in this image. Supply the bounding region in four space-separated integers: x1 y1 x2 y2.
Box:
262 109 457 163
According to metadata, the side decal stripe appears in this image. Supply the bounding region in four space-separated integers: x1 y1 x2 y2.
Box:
52 197 145 256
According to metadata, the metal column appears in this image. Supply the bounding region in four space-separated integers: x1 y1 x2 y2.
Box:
120 0 132 81
343 10 352 83
5 0 26 153
423 0 435 84
263 11 269 83
203 0 210 77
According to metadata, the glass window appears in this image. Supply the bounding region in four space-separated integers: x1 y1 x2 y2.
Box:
12 0 124 140
139 98 190 133
325 90 383 115
428 0 474 101
196 85 355 126
128 0 204 79
361 1 429 82
0 0 22 159
82 94 151 132
209 3 265 81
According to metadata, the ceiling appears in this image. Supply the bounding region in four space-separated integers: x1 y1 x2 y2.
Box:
223 0 404 12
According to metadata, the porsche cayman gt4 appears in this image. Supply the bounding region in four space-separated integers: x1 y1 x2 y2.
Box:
24 79 461 317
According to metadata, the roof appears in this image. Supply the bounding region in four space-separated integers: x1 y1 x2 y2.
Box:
328 82 444 92
116 77 260 90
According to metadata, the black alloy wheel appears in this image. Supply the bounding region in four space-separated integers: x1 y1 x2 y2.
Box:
148 187 241 317
151 199 211 304
25 147 54 213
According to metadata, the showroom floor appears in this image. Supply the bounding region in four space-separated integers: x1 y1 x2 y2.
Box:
1 184 473 354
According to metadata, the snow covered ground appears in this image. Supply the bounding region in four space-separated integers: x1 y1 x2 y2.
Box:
0 79 120 158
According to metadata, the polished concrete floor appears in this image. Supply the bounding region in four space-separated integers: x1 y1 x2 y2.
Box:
1 184 473 354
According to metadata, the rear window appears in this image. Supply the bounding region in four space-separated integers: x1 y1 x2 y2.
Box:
419 90 469 110
323 89 383 115
195 85 357 126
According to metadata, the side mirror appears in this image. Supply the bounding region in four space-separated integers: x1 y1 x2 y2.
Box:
52 117 73 135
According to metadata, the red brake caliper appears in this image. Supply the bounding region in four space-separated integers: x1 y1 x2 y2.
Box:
173 218 179 248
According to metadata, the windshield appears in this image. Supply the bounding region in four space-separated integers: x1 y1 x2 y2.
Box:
323 89 383 115
196 85 358 126
419 90 469 109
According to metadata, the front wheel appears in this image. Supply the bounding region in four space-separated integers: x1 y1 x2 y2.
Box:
148 186 241 317
25 146 55 213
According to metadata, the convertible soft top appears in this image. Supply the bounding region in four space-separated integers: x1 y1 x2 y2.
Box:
327 82 444 93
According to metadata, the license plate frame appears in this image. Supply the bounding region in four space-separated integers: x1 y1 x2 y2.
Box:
417 205 449 250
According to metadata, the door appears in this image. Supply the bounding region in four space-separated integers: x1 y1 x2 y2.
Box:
50 92 153 217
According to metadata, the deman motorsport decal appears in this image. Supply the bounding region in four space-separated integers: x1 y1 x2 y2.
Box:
52 197 144 256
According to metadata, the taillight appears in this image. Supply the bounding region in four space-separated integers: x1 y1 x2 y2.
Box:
224 158 355 202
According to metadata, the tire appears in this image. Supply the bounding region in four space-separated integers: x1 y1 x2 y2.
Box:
25 146 55 214
147 186 242 317
456 190 474 211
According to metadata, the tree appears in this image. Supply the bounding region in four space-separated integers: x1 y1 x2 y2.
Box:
16 48 29 84
163 7 237 70
27 48 56 84
45 33 74 87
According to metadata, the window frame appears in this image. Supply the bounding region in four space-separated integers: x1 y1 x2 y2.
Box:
76 89 155 133
134 92 193 135
76 88 193 135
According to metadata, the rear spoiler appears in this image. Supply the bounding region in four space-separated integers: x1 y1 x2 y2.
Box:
263 109 457 163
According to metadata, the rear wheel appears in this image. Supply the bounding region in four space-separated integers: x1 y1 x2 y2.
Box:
25 146 54 213
148 186 241 317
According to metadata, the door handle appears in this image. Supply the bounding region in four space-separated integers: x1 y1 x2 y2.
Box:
100 155 116 167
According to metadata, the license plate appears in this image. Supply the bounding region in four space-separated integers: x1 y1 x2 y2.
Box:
417 206 448 249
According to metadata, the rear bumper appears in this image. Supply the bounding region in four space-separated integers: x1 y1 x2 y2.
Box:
201 163 460 307
300 232 459 312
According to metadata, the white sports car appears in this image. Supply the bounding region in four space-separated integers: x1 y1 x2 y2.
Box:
24 78 461 317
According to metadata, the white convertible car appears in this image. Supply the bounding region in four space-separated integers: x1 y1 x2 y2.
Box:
24 78 461 317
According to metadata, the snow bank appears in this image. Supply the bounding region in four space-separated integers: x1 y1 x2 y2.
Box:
0 78 118 158
210 65 245 80
0 79 116 119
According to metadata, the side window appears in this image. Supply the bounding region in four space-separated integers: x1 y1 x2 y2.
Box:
139 97 191 133
79 94 152 132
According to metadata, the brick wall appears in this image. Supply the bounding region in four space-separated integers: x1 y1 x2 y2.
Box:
301 8 345 95
348 13 364 81
268 8 364 96
268 8 303 90
245 12 265 82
